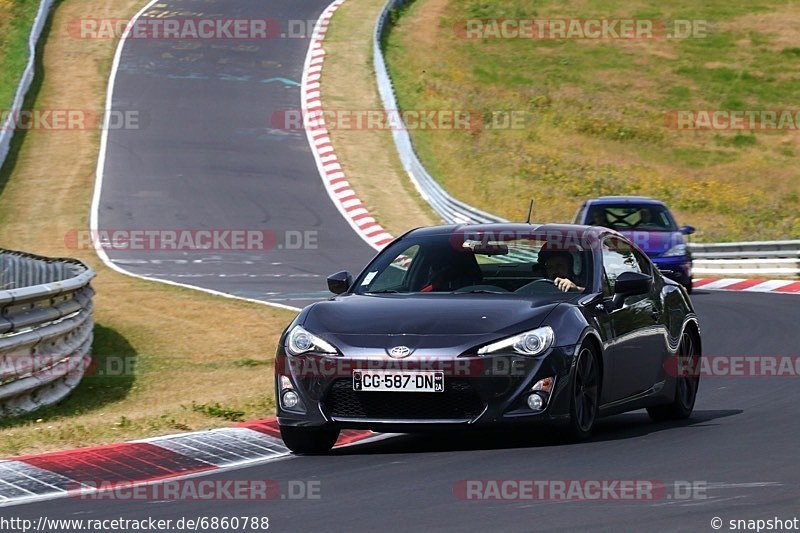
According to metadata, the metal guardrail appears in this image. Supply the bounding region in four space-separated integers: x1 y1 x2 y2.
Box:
374 0 506 225
689 241 800 276
0 0 56 170
0 249 95 418
373 3 798 276
689 240 800 255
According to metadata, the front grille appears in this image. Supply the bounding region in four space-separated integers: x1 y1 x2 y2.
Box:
323 379 485 420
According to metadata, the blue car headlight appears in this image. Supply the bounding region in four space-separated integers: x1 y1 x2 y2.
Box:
662 244 688 257
477 326 555 356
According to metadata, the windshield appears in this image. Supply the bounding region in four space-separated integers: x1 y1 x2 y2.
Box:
353 231 593 296
587 204 677 232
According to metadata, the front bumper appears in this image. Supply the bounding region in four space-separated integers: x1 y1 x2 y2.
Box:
275 346 579 431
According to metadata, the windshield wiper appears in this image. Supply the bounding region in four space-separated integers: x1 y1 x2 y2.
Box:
366 289 401 294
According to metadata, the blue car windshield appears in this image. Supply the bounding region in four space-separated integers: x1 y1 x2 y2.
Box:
587 204 677 232
353 231 593 295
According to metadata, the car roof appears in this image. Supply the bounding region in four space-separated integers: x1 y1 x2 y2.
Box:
406 223 619 239
585 196 666 206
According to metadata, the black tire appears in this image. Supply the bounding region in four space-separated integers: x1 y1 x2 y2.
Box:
567 343 601 440
280 426 339 455
647 330 700 422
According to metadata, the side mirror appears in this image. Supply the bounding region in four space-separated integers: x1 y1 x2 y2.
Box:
327 271 352 295
612 271 652 308
680 225 696 235
578 292 604 308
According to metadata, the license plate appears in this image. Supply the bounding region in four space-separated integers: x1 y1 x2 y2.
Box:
352 370 444 392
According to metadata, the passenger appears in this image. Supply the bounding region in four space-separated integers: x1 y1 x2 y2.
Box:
638 208 654 227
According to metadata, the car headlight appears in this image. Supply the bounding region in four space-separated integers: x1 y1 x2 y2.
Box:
662 244 688 257
477 326 555 357
285 325 338 356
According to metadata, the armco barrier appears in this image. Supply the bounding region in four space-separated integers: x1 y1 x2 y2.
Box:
0 0 56 169
374 0 506 225
690 241 800 276
0 249 95 417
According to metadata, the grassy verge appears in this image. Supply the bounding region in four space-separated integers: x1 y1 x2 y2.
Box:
0 0 41 113
384 0 800 241
322 0 439 236
0 0 295 456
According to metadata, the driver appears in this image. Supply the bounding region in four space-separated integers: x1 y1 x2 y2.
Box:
590 210 609 228
539 248 585 293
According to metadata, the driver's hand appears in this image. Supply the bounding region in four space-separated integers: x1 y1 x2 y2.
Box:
554 277 577 292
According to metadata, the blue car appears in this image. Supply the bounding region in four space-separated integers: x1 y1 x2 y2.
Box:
573 196 695 293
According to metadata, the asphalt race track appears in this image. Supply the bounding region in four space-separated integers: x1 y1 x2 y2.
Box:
97 0 375 308
8 290 800 531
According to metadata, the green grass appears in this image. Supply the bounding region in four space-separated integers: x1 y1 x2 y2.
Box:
384 0 800 241
0 0 42 117
190 402 246 422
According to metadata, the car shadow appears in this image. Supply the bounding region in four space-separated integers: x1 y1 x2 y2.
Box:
0 324 137 433
688 290 713 296
331 409 742 455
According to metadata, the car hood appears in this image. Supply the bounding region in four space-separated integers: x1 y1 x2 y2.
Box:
620 230 684 256
302 294 567 355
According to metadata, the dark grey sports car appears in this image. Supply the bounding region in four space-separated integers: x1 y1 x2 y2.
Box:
275 224 701 454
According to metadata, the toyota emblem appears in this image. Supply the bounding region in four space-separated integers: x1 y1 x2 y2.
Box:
388 345 412 358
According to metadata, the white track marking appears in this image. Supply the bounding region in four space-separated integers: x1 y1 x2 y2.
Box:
90 0 300 313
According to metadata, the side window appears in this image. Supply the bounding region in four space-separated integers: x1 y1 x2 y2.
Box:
602 237 641 294
632 248 652 276
363 245 420 292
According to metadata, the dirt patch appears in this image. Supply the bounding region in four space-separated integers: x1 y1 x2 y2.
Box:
404 0 450 49
724 5 800 51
